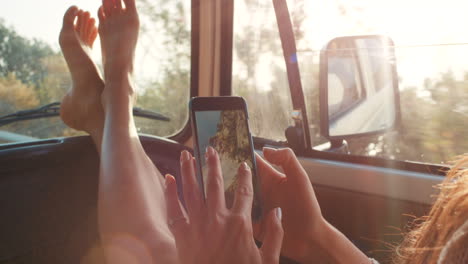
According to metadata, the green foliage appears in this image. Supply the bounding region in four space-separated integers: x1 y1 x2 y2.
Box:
36 54 71 104
136 69 190 136
0 20 54 87
345 71 468 164
0 20 70 111
0 21 73 141
135 0 191 136
232 1 296 141
0 73 39 114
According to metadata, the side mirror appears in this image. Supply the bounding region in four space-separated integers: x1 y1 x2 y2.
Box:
319 35 401 139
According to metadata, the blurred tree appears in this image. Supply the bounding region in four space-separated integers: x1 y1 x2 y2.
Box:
36 54 71 104
0 20 54 88
232 0 304 141
0 73 39 114
346 71 468 164
0 21 72 140
135 0 191 136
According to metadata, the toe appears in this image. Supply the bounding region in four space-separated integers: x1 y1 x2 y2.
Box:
83 17 92 40
85 18 97 47
123 0 136 12
102 0 114 17
62 6 79 29
88 27 98 48
80 12 91 40
97 6 105 22
76 10 84 33
114 0 122 12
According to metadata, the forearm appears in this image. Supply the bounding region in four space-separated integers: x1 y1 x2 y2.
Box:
302 220 370 264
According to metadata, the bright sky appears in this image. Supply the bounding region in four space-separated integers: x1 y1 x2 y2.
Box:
4 0 467 48
302 0 468 47
229 0 468 91
0 0 101 50
2 0 468 88
300 0 468 87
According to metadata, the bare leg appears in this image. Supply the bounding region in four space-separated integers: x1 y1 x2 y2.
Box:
60 3 176 263
97 0 176 263
59 6 104 153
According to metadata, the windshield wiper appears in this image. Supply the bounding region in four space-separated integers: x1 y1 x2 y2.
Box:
0 102 61 127
0 102 170 127
132 107 170 122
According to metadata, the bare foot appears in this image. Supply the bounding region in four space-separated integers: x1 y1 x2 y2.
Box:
59 6 104 137
98 0 139 110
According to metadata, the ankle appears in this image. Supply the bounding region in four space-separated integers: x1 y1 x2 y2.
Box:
101 76 136 111
104 62 134 82
103 97 133 117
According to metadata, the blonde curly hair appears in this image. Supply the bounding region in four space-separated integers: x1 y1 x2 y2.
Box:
394 155 468 264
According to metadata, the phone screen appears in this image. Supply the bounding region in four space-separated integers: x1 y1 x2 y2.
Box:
193 109 261 219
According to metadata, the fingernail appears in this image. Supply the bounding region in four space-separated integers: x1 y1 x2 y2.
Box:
205 147 209 161
276 208 282 220
241 162 250 171
209 146 215 156
206 146 215 159
164 174 171 188
181 150 190 163
263 147 276 152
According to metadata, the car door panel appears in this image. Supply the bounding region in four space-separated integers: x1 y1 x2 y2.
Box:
299 157 441 261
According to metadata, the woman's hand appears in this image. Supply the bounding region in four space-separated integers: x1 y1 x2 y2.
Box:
165 147 283 264
254 147 370 264
254 147 328 263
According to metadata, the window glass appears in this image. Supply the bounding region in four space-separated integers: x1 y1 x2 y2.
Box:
232 0 295 142
0 117 84 144
0 0 190 144
291 0 468 164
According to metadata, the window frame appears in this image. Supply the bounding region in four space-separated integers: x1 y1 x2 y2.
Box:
170 0 201 143
172 0 234 142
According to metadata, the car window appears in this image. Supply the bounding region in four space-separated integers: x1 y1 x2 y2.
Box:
232 0 295 142
240 0 467 165
0 0 190 144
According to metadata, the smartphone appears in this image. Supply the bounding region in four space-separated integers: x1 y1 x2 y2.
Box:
189 96 262 220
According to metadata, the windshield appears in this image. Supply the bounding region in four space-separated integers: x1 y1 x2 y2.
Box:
0 0 191 143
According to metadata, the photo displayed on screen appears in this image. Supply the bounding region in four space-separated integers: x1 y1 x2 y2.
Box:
195 109 260 216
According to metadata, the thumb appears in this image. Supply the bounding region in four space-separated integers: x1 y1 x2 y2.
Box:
260 208 284 264
255 153 284 206
256 152 284 181
263 147 309 186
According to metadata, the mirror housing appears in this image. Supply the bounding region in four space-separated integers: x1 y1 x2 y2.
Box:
319 35 401 139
